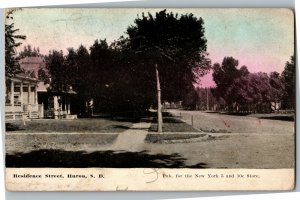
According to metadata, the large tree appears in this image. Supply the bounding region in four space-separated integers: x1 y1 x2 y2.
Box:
43 10 211 116
223 71 284 113
89 39 122 112
281 55 295 109
212 57 248 109
269 71 284 108
43 46 94 116
125 10 211 105
44 50 68 93
5 9 26 78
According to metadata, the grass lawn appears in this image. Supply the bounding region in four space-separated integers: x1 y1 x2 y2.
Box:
6 118 134 133
149 116 199 132
145 133 207 144
6 133 119 154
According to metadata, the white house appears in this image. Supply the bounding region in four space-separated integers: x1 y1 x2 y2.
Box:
5 56 77 120
5 73 41 120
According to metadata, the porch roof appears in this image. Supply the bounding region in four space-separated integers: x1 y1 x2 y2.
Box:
7 73 40 84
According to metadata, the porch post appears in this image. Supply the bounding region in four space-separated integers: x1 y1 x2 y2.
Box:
67 95 71 114
28 83 31 104
28 83 31 118
20 82 23 105
10 80 14 106
11 80 15 119
35 85 38 104
64 95 67 112
54 96 58 119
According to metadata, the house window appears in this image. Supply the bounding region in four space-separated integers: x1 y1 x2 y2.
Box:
14 86 20 92
23 87 28 92
14 95 21 106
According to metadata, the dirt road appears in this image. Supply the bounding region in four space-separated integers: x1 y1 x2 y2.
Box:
168 109 294 134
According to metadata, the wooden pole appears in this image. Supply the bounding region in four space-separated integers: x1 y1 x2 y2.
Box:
206 87 209 111
191 115 194 127
156 64 163 133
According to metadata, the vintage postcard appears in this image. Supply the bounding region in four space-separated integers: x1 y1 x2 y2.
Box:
4 8 295 191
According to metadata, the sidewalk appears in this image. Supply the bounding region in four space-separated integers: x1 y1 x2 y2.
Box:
109 122 151 151
6 121 152 154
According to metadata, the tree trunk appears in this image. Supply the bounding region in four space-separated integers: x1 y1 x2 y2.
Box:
156 64 163 133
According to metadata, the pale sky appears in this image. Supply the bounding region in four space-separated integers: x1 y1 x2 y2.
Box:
8 8 294 87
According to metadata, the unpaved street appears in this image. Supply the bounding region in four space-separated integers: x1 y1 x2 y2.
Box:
168 109 294 134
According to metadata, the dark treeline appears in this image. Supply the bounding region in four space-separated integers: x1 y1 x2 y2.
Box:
187 56 295 113
37 10 211 116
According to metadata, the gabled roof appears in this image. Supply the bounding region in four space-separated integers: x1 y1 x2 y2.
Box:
7 73 40 83
19 56 46 78
19 56 44 64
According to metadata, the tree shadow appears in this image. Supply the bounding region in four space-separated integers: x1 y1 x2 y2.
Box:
90 111 155 123
220 112 250 116
151 117 183 123
188 162 209 168
259 116 294 121
109 125 130 130
109 125 149 131
5 149 207 168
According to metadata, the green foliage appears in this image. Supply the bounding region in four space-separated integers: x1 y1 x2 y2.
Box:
212 57 243 104
227 72 284 113
44 50 68 92
281 55 295 109
40 10 212 114
5 9 26 78
212 56 285 113
45 46 94 116
18 45 42 58
72 9 212 114
126 10 211 103
38 67 50 84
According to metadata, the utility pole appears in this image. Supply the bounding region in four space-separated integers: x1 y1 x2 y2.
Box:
206 87 209 111
156 64 163 133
